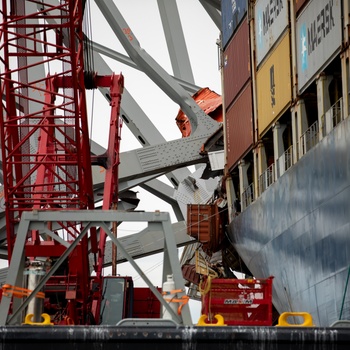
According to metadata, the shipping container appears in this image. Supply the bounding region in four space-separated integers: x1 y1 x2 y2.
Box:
187 204 224 254
226 81 253 170
223 18 250 108
254 0 289 66
296 0 342 93
294 0 309 14
256 31 291 136
221 0 248 48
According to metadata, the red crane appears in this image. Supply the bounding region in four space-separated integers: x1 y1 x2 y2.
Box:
0 0 125 325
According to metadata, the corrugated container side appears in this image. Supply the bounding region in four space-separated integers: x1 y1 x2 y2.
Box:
296 0 342 93
294 0 309 14
255 0 289 66
256 31 291 136
222 0 248 48
223 18 250 109
226 81 253 170
187 204 223 254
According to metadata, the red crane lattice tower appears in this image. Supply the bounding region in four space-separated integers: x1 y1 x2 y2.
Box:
0 1 123 324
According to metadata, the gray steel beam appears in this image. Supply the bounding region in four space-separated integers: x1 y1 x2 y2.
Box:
0 216 29 325
41 0 214 207
88 40 200 94
94 0 220 135
0 210 192 325
38 6 191 218
103 221 194 265
199 0 222 29
157 0 195 83
139 179 179 208
201 0 221 11
118 135 212 182
91 39 193 194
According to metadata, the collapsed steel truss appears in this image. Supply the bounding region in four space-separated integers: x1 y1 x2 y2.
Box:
0 0 222 326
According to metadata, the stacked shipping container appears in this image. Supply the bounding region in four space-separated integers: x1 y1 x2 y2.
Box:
223 0 350 328
296 0 342 93
222 0 248 49
222 0 252 170
223 18 250 109
226 82 253 168
254 0 291 136
223 0 342 170
256 31 292 135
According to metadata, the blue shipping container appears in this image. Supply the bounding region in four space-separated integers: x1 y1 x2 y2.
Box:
222 0 248 48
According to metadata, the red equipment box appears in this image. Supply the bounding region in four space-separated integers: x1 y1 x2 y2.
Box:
132 287 161 319
201 277 274 326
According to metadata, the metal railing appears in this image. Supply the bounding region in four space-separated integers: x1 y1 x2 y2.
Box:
283 145 293 171
258 163 275 195
242 183 255 210
240 97 348 211
300 120 319 156
277 145 293 177
321 98 343 136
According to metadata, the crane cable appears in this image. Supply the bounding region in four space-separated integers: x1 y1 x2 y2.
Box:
82 0 96 141
83 0 95 75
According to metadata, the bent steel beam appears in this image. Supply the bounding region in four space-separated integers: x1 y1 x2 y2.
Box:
94 0 220 137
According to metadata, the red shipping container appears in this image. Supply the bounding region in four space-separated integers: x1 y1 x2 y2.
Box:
187 204 224 254
201 277 274 326
294 0 309 14
223 18 250 109
226 81 254 170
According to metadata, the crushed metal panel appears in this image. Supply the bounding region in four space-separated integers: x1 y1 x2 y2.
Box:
208 150 225 171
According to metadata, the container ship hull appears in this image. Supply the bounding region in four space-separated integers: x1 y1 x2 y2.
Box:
228 113 350 326
220 0 350 327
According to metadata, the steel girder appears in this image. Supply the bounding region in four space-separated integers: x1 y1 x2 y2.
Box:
0 210 192 326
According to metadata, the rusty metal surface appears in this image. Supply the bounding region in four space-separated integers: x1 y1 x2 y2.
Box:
226 81 253 170
294 0 309 14
223 18 250 109
187 204 223 254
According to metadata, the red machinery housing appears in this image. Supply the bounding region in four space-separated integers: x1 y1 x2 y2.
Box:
201 277 274 326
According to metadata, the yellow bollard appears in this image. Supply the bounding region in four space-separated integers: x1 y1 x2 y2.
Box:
23 313 53 326
197 314 227 326
277 312 314 327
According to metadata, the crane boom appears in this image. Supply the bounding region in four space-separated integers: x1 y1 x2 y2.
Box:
0 0 95 256
0 0 123 325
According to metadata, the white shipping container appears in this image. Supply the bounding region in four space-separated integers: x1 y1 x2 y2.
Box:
296 0 342 92
254 0 289 66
